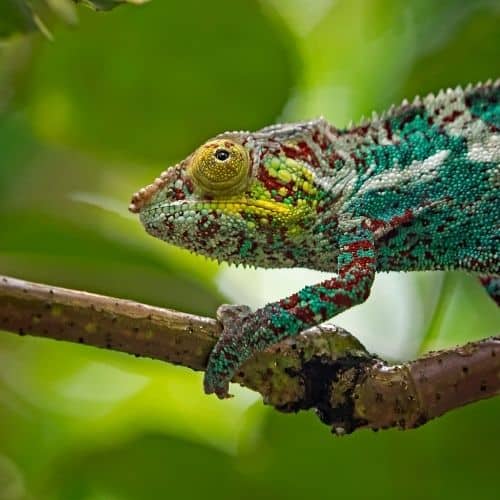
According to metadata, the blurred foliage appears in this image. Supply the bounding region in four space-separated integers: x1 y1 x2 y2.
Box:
0 0 37 38
74 0 149 11
0 1 499 499
0 0 146 38
23 2 296 164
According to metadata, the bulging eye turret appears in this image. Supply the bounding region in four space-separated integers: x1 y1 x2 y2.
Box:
188 139 250 196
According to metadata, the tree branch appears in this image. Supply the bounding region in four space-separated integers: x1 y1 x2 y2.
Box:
0 274 498 434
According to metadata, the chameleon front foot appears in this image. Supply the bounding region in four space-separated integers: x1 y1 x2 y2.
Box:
204 304 254 398
204 302 306 398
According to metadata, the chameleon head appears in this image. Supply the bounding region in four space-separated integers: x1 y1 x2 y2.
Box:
130 132 325 268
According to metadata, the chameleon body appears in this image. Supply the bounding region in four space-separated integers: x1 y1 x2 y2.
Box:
130 80 500 398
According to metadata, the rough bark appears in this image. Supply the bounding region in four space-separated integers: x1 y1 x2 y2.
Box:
0 274 498 434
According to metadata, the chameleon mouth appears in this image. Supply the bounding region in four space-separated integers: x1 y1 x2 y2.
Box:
141 197 294 219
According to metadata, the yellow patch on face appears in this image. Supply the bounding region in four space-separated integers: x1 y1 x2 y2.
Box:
202 195 314 233
207 197 292 217
188 139 250 197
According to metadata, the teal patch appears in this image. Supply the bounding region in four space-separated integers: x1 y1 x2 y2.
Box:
338 252 353 266
467 87 500 128
239 239 253 257
357 248 375 259
269 308 303 334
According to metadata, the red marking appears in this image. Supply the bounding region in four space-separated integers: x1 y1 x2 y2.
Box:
293 306 316 323
322 278 345 292
316 203 326 214
480 276 492 286
332 294 353 308
388 209 413 228
174 190 185 200
281 144 300 159
328 151 344 168
281 142 320 169
312 130 328 150
374 206 429 239
383 120 393 140
340 277 369 293
341 240 372 253
347 151 368 170
258 165 290 191
280 294 299 309
442 110 463 124
348 257 376 269
350 124 369 135
298 141 320 168
316 289 351 311
364 218 385 232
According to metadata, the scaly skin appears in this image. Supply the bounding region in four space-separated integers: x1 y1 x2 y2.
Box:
130 80 500 398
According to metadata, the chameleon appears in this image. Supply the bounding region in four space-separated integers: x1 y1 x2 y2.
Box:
130 80 500 399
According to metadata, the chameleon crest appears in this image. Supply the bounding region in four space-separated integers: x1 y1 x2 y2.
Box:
132 80 499 398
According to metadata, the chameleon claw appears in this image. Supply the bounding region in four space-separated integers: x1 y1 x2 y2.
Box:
203 370 232 399
203 343 234 399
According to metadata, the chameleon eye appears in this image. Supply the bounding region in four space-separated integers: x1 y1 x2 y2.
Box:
189 139 250 197
215 149 230 161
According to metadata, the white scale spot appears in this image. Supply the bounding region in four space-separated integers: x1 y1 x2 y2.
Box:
357 149 450 195
467 134 500 163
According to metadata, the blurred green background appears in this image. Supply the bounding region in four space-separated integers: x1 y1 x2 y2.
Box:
1 0 499 499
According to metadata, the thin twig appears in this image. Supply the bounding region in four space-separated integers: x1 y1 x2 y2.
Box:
0 274 498 434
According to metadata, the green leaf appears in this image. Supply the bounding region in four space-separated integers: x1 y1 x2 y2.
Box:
0 0 146 39
0 0 36 38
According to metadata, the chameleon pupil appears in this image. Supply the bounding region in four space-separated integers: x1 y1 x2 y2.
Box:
215 149 230 161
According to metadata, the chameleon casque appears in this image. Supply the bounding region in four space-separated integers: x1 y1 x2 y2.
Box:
130 80 500 398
